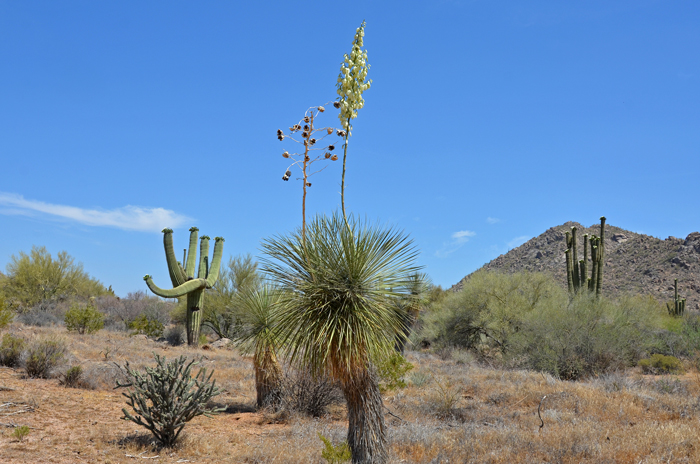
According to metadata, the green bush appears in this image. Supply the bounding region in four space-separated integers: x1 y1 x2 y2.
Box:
319 433 351 463
129 314 164 339
421 271 566 354
639 353 684 375
0 333 25 367
376 352 413 392
64 302 104 334
115 354 223 447
12 425 30 442
60 365 86 388
25 337 66 378
0 297 14 329
510 293 663 380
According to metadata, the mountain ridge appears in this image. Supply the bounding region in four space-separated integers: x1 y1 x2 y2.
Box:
453 221 700 311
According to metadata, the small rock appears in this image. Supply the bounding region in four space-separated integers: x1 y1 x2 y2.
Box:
210 338 232 349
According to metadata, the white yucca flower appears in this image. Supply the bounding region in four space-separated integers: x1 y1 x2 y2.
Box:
336 20 372 133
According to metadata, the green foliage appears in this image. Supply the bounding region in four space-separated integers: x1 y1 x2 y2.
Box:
129 314 164 338
0 296 13 329
261 213 419 378
116 354 223 447
64 302 104 334
638 353 684 375
25 337 66 378
12 425 30 442
2 246 108 312
511 293 663 380
421 271 566 353
319 433 351 464
376 352 413 392
60 365 85 388
202 254 262 340
0 333 25 367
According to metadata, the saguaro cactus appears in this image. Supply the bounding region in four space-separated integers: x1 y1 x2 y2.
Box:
144 227 224 346
667 278 686 317
565 217 606 296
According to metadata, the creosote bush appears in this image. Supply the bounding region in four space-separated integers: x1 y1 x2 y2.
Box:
638 353 684 375
0 333 25 367
25 337 66 378
376 352 413 392
115 354 223 447
319 433 352 463
64 301 104 334
59 365 87 388
129 313 164 339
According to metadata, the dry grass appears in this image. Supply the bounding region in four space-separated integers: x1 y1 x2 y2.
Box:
2 324 700 463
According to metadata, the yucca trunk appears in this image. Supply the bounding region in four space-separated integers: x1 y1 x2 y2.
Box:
340 366 387 464
254 347 282 408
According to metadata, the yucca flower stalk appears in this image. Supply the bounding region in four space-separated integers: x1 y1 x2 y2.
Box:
261 213 420 464
276 105 342 245
336 20 372 224
235 286 283 408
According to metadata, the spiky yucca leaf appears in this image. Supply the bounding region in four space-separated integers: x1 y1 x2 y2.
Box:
261 212 420 380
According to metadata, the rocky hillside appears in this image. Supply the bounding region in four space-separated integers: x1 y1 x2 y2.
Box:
453 221 700 311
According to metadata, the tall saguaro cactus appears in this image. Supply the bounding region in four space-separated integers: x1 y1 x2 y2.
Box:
565 217 606 296
143 227 224 346
667 278 686 316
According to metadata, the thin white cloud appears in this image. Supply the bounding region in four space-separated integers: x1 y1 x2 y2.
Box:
436 229 476 258
0 192 191 233
486 217 500 224
507 235 530 249
451 230 476 244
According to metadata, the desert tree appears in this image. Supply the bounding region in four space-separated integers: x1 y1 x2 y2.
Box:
3 246 108 312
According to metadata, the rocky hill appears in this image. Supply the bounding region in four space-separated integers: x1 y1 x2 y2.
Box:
453 221 700 311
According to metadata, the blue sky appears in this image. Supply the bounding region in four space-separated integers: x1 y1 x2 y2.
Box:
1 1 698 296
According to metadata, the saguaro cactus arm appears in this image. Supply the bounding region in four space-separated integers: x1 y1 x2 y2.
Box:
163 229 188 287
143 275 207 299
185 227 199 276
197 236 211 279
206 237 225 288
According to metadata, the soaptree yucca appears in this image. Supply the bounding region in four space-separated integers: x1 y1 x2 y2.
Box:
261 212 419 463
235 285 283 408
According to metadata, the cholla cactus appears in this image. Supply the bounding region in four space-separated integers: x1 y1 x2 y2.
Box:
276 106 342 243
336 20 372 223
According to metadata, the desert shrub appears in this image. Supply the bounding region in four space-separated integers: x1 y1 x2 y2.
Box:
115 354 222 447
0 297 13 329
319 433 351 463
25 337 66 378
638 353 684 375
420 271 566 354
275 368 343 417
427 374 461 419
129 314 164 338
164 325 185 346
17 308 61 327
510 293 663 380
64 302 104 334
376 352 413 392
12 425 30 442
59 365 86 388
0 333 26 367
